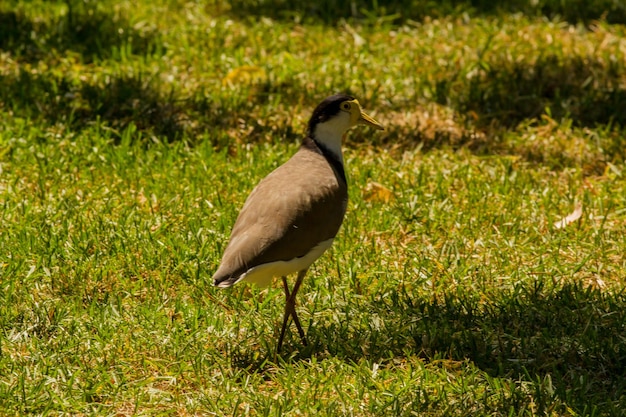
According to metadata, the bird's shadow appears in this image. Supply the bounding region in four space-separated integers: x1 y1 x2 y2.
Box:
231 281 626 414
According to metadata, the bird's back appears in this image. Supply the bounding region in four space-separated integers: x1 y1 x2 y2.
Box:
212 137 348 288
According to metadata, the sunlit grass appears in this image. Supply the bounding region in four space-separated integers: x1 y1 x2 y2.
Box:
1 0 626 415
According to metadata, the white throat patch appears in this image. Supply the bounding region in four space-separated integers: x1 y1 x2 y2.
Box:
311 110 352 162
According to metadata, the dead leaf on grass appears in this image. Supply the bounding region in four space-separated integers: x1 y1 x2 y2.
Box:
364 181 394 203
554 202 583 229
222 65 266 87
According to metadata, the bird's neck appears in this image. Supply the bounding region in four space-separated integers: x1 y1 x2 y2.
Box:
311 126 344 164
304 134 347 185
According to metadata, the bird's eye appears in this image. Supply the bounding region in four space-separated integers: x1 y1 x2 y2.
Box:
342 102 351 110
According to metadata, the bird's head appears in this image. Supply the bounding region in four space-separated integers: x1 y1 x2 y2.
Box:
307 93 384 159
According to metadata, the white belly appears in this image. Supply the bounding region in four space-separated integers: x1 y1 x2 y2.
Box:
238 238 334 288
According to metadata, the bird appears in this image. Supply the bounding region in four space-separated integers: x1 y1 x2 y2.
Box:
212 93 384 352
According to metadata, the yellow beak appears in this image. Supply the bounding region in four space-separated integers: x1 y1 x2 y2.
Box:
359 111 384 130
346 98 384 130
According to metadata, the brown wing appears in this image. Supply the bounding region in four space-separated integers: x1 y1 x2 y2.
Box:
212 144 348 287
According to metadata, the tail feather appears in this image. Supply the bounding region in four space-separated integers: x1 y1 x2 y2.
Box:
213 272 240 288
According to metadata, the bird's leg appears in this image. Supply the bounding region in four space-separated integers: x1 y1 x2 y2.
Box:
288 269 308 347
282 275 291 298
277 270 308 352
277 276 291 353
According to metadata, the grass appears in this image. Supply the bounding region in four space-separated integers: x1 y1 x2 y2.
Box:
1 0 626 415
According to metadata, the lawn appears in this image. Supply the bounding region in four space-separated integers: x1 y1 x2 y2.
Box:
1 0 625 415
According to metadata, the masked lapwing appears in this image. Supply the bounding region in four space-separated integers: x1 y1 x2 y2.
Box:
213 93 384 351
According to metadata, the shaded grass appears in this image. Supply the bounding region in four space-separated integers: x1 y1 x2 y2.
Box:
227 0 626 25
295 283 626 415
457 53 626 128
0 69 204 141
0 0 162 63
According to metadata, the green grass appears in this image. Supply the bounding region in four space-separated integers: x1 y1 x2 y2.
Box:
1 0 626 415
